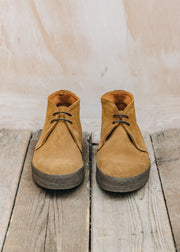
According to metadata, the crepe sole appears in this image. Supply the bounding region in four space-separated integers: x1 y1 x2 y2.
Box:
32 164 84 190
96 166 150 193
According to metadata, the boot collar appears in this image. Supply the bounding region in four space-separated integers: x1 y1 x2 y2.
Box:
35 90 82 152
99 90 148 153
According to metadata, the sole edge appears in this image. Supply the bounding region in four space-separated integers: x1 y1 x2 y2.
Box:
32 164 84 190
96 166 150 193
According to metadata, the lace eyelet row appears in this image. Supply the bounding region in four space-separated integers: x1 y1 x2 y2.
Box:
112 114 130 126
50 111 73 124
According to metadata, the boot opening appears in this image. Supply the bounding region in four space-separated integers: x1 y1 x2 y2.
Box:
103 91 133 110
49 90 79 107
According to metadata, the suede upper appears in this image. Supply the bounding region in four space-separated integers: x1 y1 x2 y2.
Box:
97 90 150 178
32 90 83 175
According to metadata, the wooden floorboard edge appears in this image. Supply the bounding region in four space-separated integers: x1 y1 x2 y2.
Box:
88 133 93 252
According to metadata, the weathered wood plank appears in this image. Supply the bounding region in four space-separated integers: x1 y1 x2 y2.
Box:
91 131 175 252
0 129 31 251
3 131 90 252
151 128 180 251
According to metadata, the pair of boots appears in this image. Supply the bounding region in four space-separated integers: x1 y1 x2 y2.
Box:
32 90 150 193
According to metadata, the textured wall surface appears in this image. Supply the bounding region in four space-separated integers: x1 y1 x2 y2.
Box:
0 0 180 132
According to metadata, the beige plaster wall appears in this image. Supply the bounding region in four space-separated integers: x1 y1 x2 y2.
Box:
0 0 180 132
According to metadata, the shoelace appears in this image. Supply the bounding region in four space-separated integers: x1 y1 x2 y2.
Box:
50 111 73 124
112 114 130 126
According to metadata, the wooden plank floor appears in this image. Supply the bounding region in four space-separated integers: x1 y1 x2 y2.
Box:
151 129 180 251
0 128 179 251
0 129 31 251
91 131 175 252
2 131 90 252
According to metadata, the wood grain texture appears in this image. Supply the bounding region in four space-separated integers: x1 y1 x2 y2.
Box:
151 128 180 251
3 131 90 252
0 129 31 251
91 131 175 252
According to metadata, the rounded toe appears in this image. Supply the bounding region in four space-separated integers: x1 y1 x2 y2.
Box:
32 152 83 176
97 153 150 178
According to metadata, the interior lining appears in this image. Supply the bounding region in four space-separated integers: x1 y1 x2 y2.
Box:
49 91 78 107
103 92 132 110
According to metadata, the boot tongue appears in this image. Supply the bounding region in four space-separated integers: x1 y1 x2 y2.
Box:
117 102 131 113
115 100 128 111
114 94 132 111
57 105 68 112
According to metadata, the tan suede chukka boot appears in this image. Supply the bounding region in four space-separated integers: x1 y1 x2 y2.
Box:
32 90 84 190
96 90 151 192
